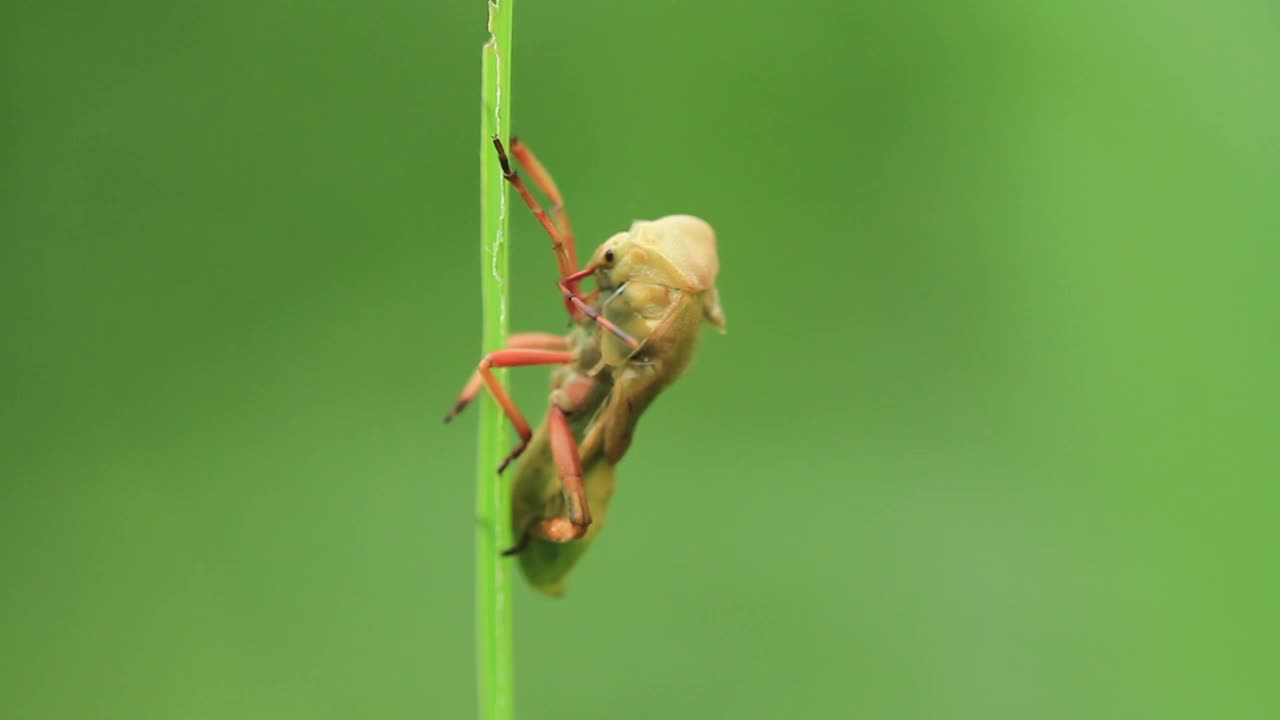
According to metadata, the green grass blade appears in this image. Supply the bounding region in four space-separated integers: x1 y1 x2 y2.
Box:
476 1 515 720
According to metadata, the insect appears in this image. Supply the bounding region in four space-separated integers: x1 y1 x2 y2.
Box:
445 136 726 596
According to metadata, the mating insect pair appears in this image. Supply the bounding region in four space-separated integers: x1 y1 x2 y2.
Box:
445 136 725 596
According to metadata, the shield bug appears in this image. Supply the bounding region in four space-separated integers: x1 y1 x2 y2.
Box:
445 137 725 595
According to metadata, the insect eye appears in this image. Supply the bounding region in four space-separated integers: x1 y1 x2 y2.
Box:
604 249 615 264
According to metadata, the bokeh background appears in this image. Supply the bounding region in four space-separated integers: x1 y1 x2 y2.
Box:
3 0 1277 718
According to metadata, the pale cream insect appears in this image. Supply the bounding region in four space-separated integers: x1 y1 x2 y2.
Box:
445 138 725 595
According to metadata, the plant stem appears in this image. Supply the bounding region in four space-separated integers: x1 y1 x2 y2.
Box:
477 1 515 720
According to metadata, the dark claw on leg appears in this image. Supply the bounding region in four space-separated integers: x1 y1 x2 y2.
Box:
501 531 532 557
442 401 467 423
497 441 528 474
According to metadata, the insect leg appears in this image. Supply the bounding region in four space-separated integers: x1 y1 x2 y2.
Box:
442 349 575 472
443 333 571 424
558 268 641 349
509 137 577 271
502 332 571 351
492 138 580 318
520 405 592 545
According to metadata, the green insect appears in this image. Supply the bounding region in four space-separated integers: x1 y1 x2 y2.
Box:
445 137 726 596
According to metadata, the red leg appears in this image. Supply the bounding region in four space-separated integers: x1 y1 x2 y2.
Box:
520 405 592 547
510 137 577 272
558 268 641 349
442 349 574 472
443 333 570 426
547 405 589 528
493 138 578 288
505 332 570 351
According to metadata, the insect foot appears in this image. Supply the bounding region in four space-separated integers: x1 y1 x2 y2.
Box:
543 517 589 543
497 441 529 474
501 532 532 557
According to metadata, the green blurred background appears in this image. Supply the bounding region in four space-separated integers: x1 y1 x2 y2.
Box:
3 0 1277 718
